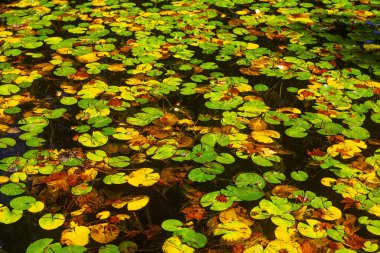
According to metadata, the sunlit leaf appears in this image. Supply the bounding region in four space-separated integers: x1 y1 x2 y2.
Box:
112 196 149 211
39 213 65 230
126 168 160 187
264 239 302 253
162 236 194 253
78 131 108 147
0 205 23 224
26 238 54 253
297 219 327 239
213 221 251 242
61 222 90 246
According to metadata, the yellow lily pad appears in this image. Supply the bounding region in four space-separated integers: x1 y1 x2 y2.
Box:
297 219 327 239
61 222 90 246
251 130 280 144
126 168 160 187
162 236 194 253
39 213 65 230
213 221 252 242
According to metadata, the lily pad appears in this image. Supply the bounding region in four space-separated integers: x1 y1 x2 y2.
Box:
78 131 108 147
39 213 65 230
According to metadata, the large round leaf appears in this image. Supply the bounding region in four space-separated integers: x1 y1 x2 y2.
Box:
39 213 65 230
78 131 108 147
126 168 160 187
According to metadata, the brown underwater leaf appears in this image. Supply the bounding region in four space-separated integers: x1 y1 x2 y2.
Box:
90 223 120 244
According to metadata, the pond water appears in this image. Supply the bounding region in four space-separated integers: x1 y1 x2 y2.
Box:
0 0 380 252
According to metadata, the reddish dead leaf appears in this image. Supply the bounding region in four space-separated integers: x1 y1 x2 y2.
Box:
178 136 193 148
307 148 326 157
232 244 245 253
67 174 81 187
70 69 89 81
155 113 178 127
309 65 327 75
107 98 122 107
181 204 206 221
326 135 345 143
160 167 187 186
350 158 372 171
340 214 358 229
344 234 367 250
272 185 299 198
216 194 228 203
109 216 121 224
299 90 315 99
318 222 334 230
43 171 68 183
300 242 315 253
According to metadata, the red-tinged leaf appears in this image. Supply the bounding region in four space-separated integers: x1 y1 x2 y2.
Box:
232 244 245 253
300 90 315 98
307 148 326 157
340 198 361 210
181 204 206 221
300 241 316 253
70 70 89 81
216 194 228 203
344 234 367 249
107 99 122 107
43 172 68 183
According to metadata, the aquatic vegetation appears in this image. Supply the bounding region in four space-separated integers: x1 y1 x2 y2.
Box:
0 0 380 252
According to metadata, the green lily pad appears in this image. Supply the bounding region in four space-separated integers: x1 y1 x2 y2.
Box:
127 107 164 126
119 241 138 253
200 191 234 211
98 244 120 253
297 219 327 239
271 214 296 228
216 153 235 164
78 131 108 147
0 182 26 196
103 173 127 185
151 144 177 160
161 219 184 232
192 144 218 163
173 228 207 248
0 84 20 95
188 162 225 182
285 126 308 138
10 196 36 210
60 96 78 105
54 66 77 77
39 213 65 230
251 155 273 167
107 156 131 167
290 171 309 181
71 183 93 196
26 238 54 253
86 150 107 162
0 206 23 224
263 171 286 184
235 173 266 189
0 138 16 149
221 185 264 201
